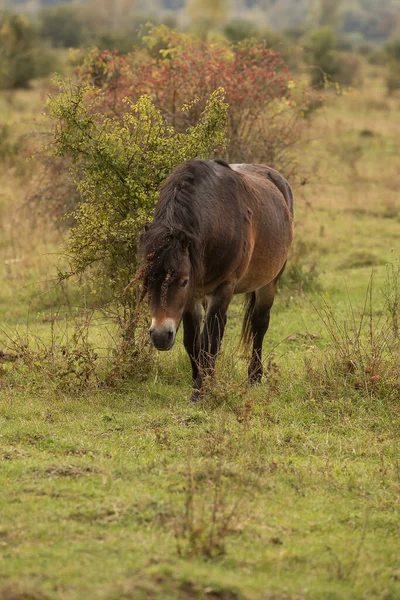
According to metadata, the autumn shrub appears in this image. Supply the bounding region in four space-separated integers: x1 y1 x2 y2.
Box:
32 26 319 228
46 79 227 346
77 25 319 180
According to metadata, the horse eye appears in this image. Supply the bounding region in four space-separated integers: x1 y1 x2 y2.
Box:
181 279 189 289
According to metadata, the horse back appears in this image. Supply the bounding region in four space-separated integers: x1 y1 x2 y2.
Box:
229 163 294 216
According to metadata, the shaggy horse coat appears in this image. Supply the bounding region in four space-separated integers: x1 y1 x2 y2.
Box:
140 159 294 401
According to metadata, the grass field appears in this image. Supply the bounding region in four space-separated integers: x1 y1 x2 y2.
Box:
0 68 399 600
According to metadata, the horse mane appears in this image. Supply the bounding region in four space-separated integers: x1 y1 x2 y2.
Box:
140 160 214 290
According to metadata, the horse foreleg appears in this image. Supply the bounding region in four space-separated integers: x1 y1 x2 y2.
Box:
191 283 234 402
183 303 202 382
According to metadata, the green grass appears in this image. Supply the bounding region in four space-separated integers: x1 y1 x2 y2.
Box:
1 361 398 600
0 69 400 600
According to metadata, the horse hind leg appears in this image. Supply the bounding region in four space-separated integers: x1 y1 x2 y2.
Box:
245 281 277 385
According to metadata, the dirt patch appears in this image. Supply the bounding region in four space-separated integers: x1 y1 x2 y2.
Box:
286 332 321 342
110 573 245 600
0 447 27 461
69 499 174 528
64 447 95 457
0 350 18 362
34 464 103 479
0 584 52 600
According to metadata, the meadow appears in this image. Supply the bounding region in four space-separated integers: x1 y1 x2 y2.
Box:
0 65 399 600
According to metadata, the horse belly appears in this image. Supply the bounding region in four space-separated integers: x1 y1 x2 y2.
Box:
233 257 284 294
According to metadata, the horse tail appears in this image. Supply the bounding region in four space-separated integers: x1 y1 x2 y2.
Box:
241 291 256 353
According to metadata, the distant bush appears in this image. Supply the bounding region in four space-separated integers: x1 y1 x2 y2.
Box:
304 27 362 88
357 42 374 57
341 5 397 44
39 4 89 48
223 19 258 42
304 27 339 88
383 40 400 94
88 15 178 54
0 13 56 89
385 39 400 62
0 124 20 162
334 52 363 87
279 236 321 295
283 25 308 42
386 62 400 94
259 28 295 64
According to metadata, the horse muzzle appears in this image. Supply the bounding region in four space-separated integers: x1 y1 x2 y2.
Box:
149 319 177 351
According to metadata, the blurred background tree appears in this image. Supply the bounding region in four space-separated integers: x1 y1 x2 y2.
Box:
311 0 342 29
186 0 228 38
0 0 398 92
0 12 55 88
304 26 339 87
39 4 89 48
384 38 400 92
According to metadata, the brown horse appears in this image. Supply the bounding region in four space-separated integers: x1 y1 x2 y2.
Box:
140 159 294 402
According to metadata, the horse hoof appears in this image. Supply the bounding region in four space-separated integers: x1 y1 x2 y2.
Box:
190 389 201 403
248 375 262 386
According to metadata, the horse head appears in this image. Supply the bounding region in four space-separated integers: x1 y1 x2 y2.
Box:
140 229 193 351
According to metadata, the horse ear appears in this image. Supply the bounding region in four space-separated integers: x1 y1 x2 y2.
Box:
143 224 149 232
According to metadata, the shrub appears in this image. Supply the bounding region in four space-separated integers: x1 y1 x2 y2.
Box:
77 25 319 179
47 79 228 343
33 27 319 229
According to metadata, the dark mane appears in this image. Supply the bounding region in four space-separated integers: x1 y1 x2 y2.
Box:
140 159 215 290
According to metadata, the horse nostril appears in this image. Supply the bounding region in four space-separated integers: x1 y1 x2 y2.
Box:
167 330 173 339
